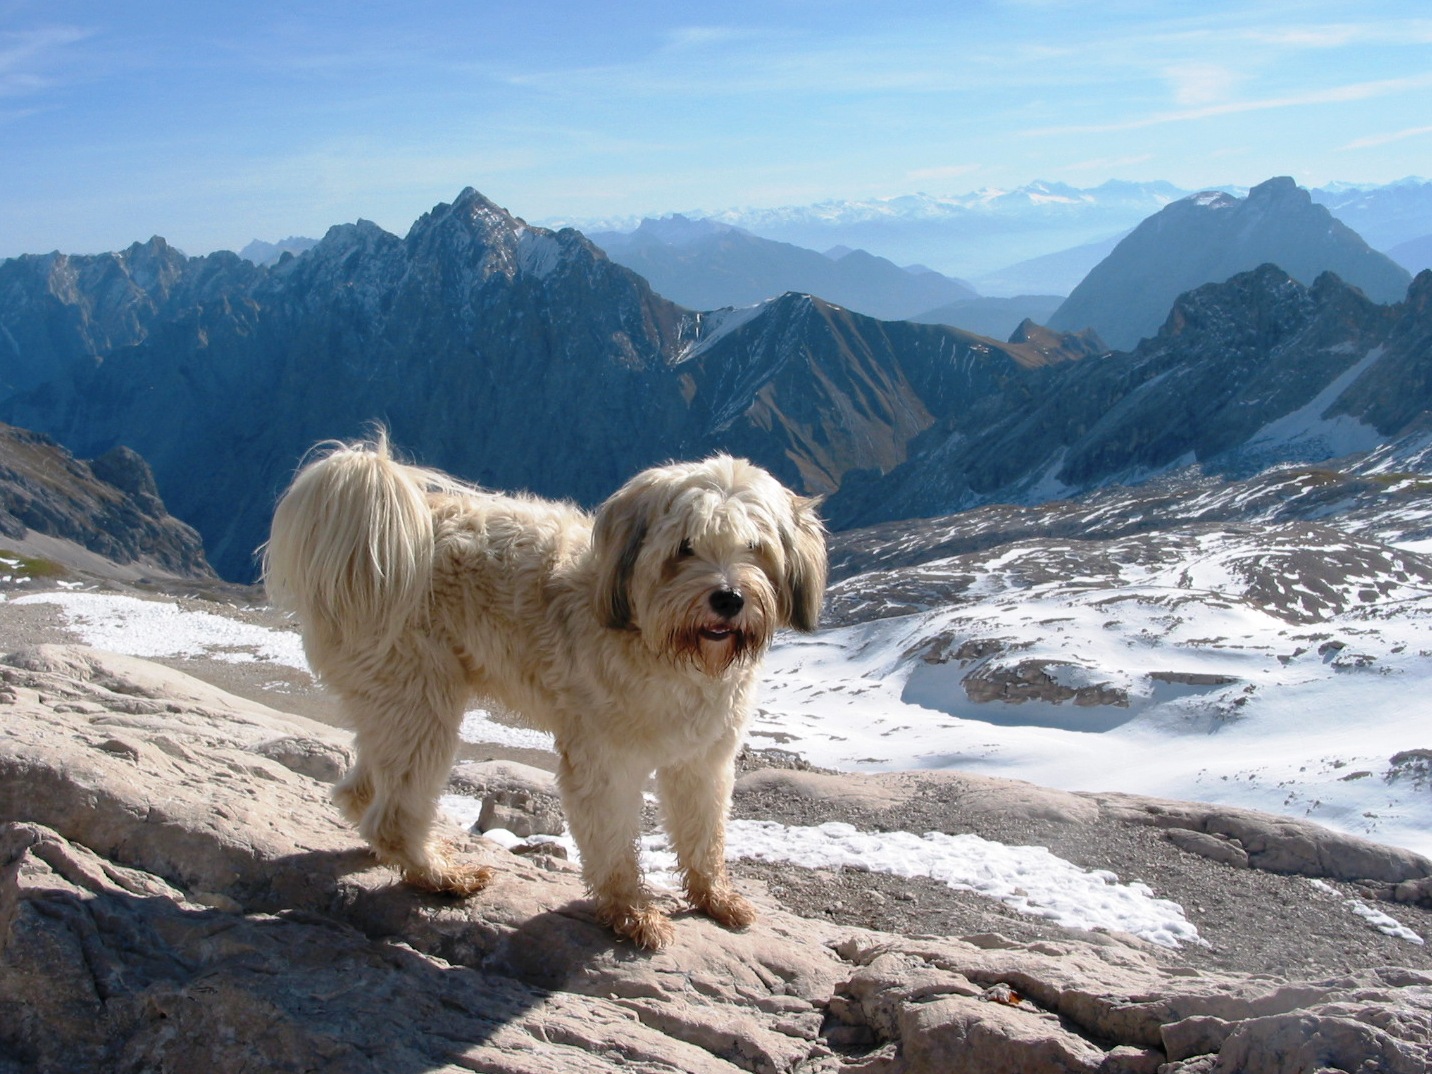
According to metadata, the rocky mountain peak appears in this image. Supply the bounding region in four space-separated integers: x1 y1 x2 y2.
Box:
1007 317 1106 357
401 188 605 288
1246 174 1304 205
1154 262 1314 344
1405 267 1432 312
1049 176 1412 349
116 236 187 295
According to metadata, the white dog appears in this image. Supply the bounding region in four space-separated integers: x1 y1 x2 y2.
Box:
264 434 826 948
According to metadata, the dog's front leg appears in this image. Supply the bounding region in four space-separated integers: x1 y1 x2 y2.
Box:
657 734 756 931
557 749 673 950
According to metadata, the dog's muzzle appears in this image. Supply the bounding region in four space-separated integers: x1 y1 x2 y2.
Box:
700 588 745 641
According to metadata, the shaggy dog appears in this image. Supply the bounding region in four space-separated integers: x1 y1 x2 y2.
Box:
263 434 827 949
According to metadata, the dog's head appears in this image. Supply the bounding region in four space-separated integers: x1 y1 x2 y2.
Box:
591 456 827 676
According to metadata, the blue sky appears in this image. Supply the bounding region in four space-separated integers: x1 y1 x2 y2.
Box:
3 1 1431 258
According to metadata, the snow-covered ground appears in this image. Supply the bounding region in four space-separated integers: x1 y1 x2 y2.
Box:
11 514 1432 948
763 526 1432 859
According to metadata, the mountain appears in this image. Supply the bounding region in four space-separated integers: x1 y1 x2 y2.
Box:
3 186 1426 587
0 189 1093 581
906 294 1064 340
971 232 1125 297
1312 177 1432 251
239 236 319 266
0 422 213 579
1388 234 1432 275
589 215 976 321
0 237 264 400
554 178 1431 287
829 263 1432 529
1048 177 1413 350
557 180 1195 279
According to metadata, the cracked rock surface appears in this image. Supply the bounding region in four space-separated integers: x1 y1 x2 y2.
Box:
3 644 1432 1073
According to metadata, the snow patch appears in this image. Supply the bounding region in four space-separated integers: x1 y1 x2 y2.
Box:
12 592 310 670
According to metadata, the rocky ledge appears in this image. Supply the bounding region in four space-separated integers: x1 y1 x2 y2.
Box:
2 644 1431 1073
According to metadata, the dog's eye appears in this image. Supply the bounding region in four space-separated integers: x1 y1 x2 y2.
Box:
678 539 695 558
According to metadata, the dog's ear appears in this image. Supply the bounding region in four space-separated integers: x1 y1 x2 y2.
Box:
591 478 654 630
780 493 828 632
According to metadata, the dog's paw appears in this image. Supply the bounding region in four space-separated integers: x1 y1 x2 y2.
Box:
601 903 676 950
402 858 494 897
694 887 758 930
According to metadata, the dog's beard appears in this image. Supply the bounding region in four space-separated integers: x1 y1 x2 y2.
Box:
668 621 762 676
643 573 775 677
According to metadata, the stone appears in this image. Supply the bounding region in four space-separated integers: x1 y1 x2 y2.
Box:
1165 829 1250 869
254 734 354 782
451 759 567 838
3 644 1432 1072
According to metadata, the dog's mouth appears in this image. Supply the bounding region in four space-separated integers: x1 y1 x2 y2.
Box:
699 625 738 642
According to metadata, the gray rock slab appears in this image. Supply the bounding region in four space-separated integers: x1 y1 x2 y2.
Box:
4 644 1432 1072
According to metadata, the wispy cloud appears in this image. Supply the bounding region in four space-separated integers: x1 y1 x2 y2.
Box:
1023 72 1432 136
1342 125 1432 151
1163 63 1243 107
663 26 747 50
0 25 91 97
1246 20 1432 49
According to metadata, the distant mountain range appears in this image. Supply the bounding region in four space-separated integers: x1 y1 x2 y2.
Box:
239 236 319 266
1047 177 1412 350
905 295 1064 341
558 180 1192 282
588 215 977 322
553 177 1432 289
1 186 1428 585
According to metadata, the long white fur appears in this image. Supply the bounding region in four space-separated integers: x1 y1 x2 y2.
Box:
264 435 826 948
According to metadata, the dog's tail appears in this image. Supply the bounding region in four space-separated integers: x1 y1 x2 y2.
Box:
263 431 441 655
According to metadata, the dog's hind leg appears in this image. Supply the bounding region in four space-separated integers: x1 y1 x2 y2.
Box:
657 734 757 931
332 757 374 825
557 749 674 950
342 661 491 897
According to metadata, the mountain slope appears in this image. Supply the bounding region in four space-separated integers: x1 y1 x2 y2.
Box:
0 423 213 578
829 265 1432 529
591 216 976 320
1388 234 1432 275
1049 177 1413 350
0 237 264 399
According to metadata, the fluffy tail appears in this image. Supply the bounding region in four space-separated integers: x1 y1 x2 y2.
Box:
263 433 439 660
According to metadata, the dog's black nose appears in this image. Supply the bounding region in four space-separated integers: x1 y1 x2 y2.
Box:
709 588 744 619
